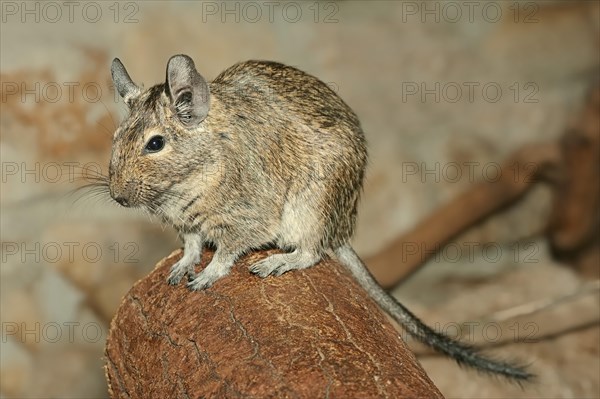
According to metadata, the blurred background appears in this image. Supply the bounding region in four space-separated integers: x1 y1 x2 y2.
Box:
1 1 598 397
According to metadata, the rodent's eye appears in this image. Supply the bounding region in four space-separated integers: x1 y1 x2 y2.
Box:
145 135 165 153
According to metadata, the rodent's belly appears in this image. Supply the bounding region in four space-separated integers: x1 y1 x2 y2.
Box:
169 206 280 251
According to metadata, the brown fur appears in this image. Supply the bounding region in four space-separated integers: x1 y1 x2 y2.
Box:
110 57 366 288
108 55 533 381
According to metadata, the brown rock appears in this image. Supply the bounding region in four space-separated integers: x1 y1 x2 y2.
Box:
105 249 443 398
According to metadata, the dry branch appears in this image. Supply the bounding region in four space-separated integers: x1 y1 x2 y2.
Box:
367 84 599 288
414 282 600 357
105 249 443 398
366 143 561 289
548 85 600 277
483 280 600 323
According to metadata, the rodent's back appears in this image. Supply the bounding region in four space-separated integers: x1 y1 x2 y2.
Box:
210 60 366 184
212 61 361 127
209 61 367 248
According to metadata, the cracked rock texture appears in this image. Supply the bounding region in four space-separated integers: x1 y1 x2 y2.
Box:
105 249 443 398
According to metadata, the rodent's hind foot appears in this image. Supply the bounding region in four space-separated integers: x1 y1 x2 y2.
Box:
187 270 222 291
249 254 286 278
249 251 320 278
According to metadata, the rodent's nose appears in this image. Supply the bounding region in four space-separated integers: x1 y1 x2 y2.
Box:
114 196 130 207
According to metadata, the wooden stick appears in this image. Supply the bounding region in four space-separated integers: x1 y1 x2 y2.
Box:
366 143 562 289
367 83 599 288
483 280 600 322
548 85 600 278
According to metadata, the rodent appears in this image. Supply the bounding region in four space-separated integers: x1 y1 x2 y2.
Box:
108 54 533 382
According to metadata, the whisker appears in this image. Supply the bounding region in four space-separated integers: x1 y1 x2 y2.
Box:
97 99 119 131
64 182 111 207
96 121 115 138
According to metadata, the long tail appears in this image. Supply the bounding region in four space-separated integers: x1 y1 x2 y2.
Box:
334 244 534 382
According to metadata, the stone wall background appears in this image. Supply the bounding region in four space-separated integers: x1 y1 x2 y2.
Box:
1 1 598 397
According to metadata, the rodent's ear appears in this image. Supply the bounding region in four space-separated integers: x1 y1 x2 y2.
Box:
111 58 141 106
166 54 210 126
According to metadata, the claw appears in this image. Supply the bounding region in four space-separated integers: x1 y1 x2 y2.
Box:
249 257 285 278
166 258 197 286
167 274 182 285
187 277 213 291
187 270 221 291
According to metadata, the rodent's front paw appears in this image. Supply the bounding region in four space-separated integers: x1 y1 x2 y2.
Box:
168 272 191 286
167 259 196 285
167 274 182 286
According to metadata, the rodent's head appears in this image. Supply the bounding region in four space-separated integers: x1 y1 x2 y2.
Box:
109 55 218 214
